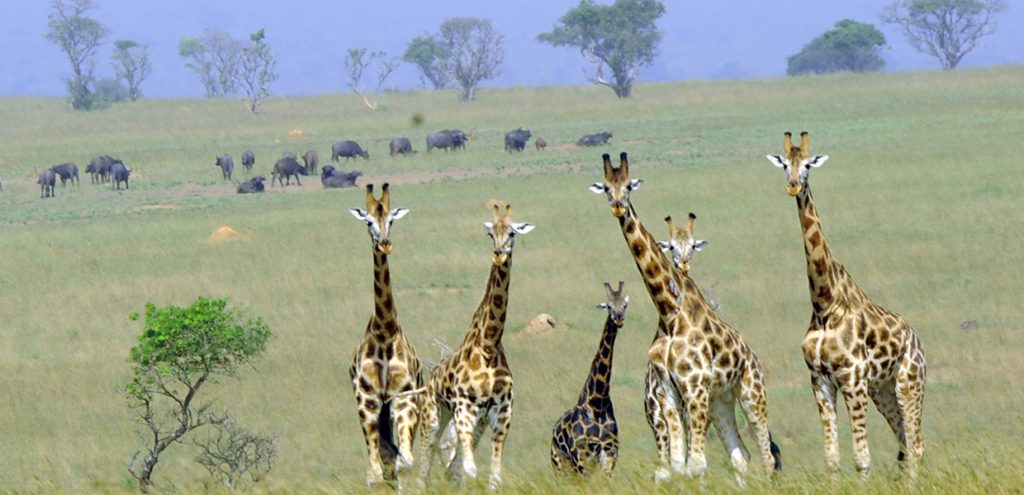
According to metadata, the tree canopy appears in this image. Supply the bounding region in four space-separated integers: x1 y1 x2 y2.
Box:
537 0 665 98
45 0 109 110
882 0 1008 70
787 19 887 75
402 34 452 90
439 17 505 101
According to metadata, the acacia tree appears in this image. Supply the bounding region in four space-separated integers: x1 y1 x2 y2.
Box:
882 0 1008 69
179 29 243 97
345 48 400 110
124 297 271 493
787 19 887 75
439 17 504 101
111 40 151 101
402 34 451 89
538 0 665 98
238 29 277 114
45 0 109 110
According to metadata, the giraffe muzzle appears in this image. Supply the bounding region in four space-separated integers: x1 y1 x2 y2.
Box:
492 253 508 265
378 242 393 254
611 204 627 217
787 183 802 196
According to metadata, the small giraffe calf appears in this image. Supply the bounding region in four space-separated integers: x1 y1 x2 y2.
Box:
550 281 629 475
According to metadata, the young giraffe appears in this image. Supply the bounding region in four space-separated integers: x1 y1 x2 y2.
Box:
347 183 422 487
550 281 630 475
766 132 926 478
418 202 534 489
589 153 780 481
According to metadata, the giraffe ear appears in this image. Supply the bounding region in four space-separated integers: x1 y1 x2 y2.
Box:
588 182 607 194
623 295 629 305
596 303 609 311
628 179 643 190
391 208 410 220
807 155 829 168
511 222 535 235
349 208 370 222
693 240 708 251
483 221 494 231
766 155 787 168
657 241 671 252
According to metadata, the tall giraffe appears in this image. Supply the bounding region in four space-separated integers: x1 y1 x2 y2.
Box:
347 183 421 487
590 153 780 481
766 132 926 477
550 281 630 475
418 202 534 490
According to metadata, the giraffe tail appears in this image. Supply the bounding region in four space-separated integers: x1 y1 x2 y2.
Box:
378 400 400 481
769 432 782 471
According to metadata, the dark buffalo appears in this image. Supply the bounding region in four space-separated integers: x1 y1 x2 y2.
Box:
281 151 297 160
302 149 320 175
51 163 79 186
577 131 613 146
389 137 415 156
110 162 131 190
272 157 308 186
504 128 532 152
426 129 468 152
38 169 56 198
331 140 369 161
322 168 362 188
86 155 121 183
535 137 547 151
241 150 255 170
215 154 234 180
237 176 266 194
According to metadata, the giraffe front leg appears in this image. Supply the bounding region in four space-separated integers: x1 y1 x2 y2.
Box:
683 382 711 479
487 396 513 490
842 382 872 479
417 393 444 481
391 395 419 475
599 436 619 474
451 401 480 483
811 373 841 475
897 338 926 478
868 380 907 464
353 392 387 487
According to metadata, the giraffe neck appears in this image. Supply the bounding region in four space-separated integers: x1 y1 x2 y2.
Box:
578 315 619 409
468 256 513 350
369 248 399 338
796 184 841 315
619 204 683 320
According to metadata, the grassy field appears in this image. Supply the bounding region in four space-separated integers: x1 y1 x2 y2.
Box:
1 66 1023 493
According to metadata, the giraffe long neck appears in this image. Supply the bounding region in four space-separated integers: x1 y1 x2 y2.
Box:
796 185 840 315
619 205 683 321
578 315 619 409
370 248 399 339
469 256 512 350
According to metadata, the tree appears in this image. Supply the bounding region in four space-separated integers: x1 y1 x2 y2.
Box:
402 34 451 90
538 0 665 98
124 297 271 493
345 48 400 110
45 0 109 110
882 0 1008 70
111 39 151 101
238 29 277 114
787 19 887 75
179 29 242 97
439 17 505 101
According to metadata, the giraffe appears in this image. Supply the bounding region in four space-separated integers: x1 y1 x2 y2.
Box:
765 132 927 478
418 202 534 490
347 183 422 487
589 152 781 481
550 281 630 475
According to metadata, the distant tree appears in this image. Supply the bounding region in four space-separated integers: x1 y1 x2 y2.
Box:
237 29 277 114
787 19 887 75
179 37 217 97
345 48 399 110
178 29 242 97
882 0 1008 70
45 0 110 110
438 17 505 101
402 34 451 89
111 39 151 101
538 0 665 98
124 297 271 493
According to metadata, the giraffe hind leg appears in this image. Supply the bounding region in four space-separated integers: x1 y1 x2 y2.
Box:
868 380 907 463
709 393 750 480
897 336 927 476
738 364 779 475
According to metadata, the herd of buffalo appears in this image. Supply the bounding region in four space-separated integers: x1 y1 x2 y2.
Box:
19 129 614 199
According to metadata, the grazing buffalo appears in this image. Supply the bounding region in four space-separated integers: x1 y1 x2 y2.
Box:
577 131 613 146
215 154 234 180
331 140 369 161
237 176 266 194
86 155 122 183
272 157 308 186
110 162 131 190
426 129 468 152
51 163 79 186
535 137 547 151
504 128 532 152
241 150 255 170
302 149 320 175
281 151 297 160
389 137 415 156
38 169 56 198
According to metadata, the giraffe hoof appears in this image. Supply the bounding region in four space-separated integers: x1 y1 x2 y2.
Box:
654 467 671 482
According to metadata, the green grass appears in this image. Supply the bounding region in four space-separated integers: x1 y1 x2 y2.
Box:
1 66 1023 493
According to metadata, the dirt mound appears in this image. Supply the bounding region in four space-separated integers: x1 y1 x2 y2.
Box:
208 225 250 244
287 129 308 139
522 313 560 335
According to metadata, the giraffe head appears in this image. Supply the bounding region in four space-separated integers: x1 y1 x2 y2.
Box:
765 131 829 196
348 183 409 254
483 201 535 266
589 152 642 218
658 213 708 274
597 281 629 327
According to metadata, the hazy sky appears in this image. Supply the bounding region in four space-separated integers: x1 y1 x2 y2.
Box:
2 0 1020 98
